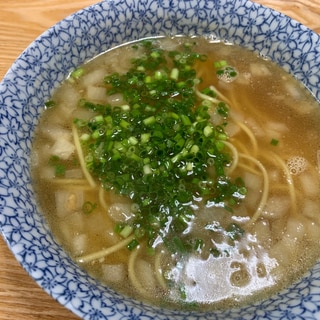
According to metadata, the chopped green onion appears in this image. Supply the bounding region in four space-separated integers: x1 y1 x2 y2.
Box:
70 67 85 79
75 40 247 256
145 75 152 83
48 155 66 177
170 68 179 80
80 133 91 141
203 125 213 137
128 136 139 145
214 61 238 82
217 102 229 117
190 144 199 154
270 138 279 146
127 238 139 251
121 104 130 111
82 201 97 214
214 60 228 69
44 100 56 109
54 164 66 177
141 133 151 143
143 164 152 175
120 225 133 238
143 115 156 126
151 51 161 58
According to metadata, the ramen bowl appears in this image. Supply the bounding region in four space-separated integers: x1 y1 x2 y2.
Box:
1 0 320 319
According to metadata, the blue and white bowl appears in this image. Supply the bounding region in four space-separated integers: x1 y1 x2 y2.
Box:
1 0 320 319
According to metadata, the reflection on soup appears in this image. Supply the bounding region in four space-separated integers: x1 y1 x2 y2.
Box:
31 37 320 310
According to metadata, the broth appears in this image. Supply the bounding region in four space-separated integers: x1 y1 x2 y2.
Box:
31 36 320 311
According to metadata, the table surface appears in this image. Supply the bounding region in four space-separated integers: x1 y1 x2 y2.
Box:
1 0 320 319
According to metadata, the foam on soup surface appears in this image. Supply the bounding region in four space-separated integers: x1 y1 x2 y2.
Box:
31 36 320 310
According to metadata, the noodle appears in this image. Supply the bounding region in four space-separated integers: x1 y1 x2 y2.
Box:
48 178 88 185
195 88 221 105
223 141 239 174
77 234 135 264
231 118 259 157
99 187 109 211
154 250 167 289
209 85 232 104
72 124 97 188
239 153 269 224
128 246 151 298
264 152 298 217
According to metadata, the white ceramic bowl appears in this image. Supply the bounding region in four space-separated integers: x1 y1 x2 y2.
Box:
1 0 320 319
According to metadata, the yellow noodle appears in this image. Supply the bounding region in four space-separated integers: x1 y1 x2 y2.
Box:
223 141 239 174
239 153 269 224
72 124 97 188
232 119 258 157
229 89 261 120
154 250 167 289
49 179 96 192
59 184 97 191
226 90 244 114
264 152 298 217
209 85 232 105
76 234 135 264
48 178 88 184
238 162 261 176
233 142 251 156
194 62 205 80
195 88 221 105
128 245 151 298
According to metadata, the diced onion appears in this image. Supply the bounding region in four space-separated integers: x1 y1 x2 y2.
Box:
55 190 84 217
136 259 157 291
299 172 320 197
80 69 106 86
102 264 126 283
50 137 75 160
86 86 108 102
262 196 290 219
72 233 88 256
249 63 271 77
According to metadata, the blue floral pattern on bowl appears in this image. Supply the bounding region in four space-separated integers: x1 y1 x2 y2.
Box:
1 0 320 319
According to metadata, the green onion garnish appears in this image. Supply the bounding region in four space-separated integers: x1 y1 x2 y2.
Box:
75 40 247 254
270 138 279 146
82 201 97 214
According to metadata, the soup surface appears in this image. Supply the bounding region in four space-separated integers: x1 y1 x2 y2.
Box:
32 36 320 310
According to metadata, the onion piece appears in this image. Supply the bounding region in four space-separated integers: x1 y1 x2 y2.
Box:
102 264 126 283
